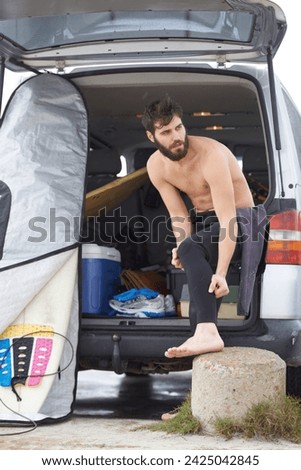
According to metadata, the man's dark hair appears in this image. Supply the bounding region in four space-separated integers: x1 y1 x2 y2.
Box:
141 95 183 134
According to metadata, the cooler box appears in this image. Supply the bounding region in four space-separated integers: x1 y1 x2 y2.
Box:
81 244 121 315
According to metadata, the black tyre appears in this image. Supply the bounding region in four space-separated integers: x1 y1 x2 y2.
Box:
286 365 301 398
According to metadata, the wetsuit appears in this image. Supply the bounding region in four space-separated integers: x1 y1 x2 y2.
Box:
177 210 241 330
177 205 267 331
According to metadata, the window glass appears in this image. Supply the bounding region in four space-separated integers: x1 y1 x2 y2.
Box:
0 11 254 50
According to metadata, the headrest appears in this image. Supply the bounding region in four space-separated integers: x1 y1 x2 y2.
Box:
87 148 121 175
243 147 267 172
134 148 155 170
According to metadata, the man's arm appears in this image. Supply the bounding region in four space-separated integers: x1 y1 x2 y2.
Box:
147 157 191 268
202 144 238 298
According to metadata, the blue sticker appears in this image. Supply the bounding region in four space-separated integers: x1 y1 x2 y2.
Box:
0 338 12 387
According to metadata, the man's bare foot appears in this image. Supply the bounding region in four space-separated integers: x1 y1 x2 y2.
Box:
165 323 224 358
161 409 179 421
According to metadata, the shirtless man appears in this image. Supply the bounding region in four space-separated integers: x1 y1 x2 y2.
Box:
142 95 254 359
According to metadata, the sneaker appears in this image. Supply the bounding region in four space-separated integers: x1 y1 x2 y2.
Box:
109 293 177 318
136 295 177 318
164 294 176 316
109 294 165 315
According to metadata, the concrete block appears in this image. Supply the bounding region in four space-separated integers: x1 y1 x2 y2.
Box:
191 347 286 427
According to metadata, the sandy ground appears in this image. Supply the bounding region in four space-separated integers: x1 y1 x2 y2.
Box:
0 370 300 451
0 414 300 451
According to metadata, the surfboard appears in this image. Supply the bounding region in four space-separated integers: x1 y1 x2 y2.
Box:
0 249 78 418
85 167 149 217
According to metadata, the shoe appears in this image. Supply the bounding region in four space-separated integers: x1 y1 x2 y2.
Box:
109 293 177 317
164 294 176 316
135 295 176 318
109 294 165 315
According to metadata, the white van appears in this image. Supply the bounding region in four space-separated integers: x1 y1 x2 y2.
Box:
0 0 300 400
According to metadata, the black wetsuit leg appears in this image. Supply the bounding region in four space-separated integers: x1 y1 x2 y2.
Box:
177 212 241 332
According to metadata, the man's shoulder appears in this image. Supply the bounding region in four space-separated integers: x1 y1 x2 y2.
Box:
146 150 166 182
189 135 223 149
190 136 230 162
147 149 163 169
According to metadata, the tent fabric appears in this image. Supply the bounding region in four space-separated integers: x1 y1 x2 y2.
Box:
0 73 88 423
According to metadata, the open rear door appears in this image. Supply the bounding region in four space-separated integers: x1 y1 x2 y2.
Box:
0 0 286 72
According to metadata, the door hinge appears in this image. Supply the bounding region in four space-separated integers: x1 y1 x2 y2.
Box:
55 60 66 73
216 54 226 67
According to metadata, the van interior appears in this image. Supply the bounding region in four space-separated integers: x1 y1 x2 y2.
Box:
69 69 269 321
0 65 272 374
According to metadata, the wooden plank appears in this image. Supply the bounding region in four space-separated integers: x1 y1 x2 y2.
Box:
85 167 149 217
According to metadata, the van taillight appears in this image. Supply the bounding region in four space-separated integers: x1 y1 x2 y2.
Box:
265 210 301 265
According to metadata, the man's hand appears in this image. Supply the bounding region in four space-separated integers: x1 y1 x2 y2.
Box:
171 247 184 270
208 274 229 298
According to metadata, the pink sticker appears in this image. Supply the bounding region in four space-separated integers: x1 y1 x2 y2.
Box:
27 338 53 386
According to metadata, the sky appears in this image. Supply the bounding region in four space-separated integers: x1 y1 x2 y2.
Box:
273 1 301 112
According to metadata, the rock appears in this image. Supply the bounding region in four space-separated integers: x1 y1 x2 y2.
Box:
191 347 286 428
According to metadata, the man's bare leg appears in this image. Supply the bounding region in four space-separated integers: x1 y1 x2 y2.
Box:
165 323 224 358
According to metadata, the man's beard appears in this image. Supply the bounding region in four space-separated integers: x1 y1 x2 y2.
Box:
154 134 189 161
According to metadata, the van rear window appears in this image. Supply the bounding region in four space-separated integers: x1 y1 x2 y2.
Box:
0 10 254 51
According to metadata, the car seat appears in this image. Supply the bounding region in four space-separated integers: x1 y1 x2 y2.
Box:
86 147 121 192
